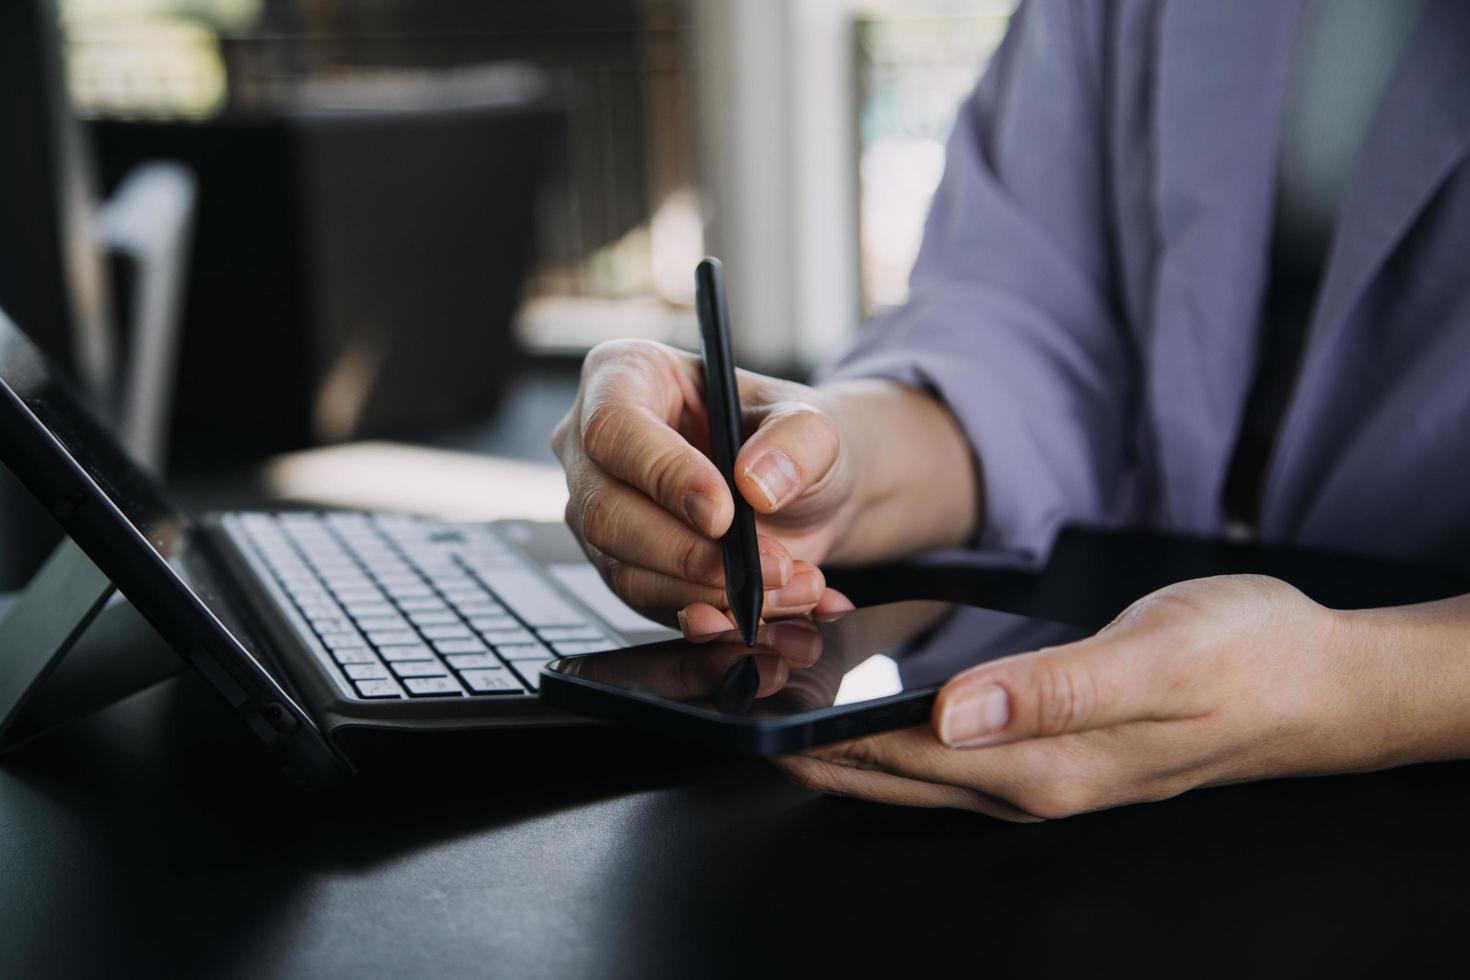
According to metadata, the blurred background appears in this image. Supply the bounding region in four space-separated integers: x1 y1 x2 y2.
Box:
0 0 1013 589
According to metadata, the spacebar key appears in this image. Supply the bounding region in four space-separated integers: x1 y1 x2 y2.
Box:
475 567 585 626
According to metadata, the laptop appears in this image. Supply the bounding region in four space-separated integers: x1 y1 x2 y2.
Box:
0 310 674 784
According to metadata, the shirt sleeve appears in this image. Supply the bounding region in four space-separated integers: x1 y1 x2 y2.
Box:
819 0 1138 563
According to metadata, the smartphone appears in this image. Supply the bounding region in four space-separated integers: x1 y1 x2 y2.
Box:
538 601 1090 755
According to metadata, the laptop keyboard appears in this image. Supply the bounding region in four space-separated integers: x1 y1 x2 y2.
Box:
233 512 619 700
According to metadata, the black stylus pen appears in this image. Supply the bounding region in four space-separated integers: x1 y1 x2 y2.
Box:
694 257 763 646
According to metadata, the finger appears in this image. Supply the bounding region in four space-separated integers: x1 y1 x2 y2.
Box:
580 366 733 538
763 563 826 616
932 628 1193 749
682 558 834 628
775 756 1029 820
678 603 739 639
733 401 840 514
806 726 1060 812
579 539 729 613
598 562 830 621
811 587 856 621
568 471 792 588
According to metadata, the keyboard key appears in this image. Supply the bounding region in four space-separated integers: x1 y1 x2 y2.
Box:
404 676 464 697
323 575 374 592
468 615 517 631
419 624 473 640
438 590 490 605
353 616 409 632
377 643 435 661
552 640 619 656
396 597 447 612
320 631 367 649
481 628 535 646
331 647 379 665
278 575 320 591
445 653 499 670
496 642 553 661
344 662 390 680
332 587 385 603
510 659 554 691
408 610 460 626
390 660 449 678
343 601 396 618
366 630 421 647
432 638 486 655
309 617 356 634
354 678 404 699
476 568 586 626
461 669 524 694
454 602 504 618
536 626 609 642
431 579 478 594
385 583 433 599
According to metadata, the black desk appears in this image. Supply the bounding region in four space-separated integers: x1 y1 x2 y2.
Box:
4 528 1470 977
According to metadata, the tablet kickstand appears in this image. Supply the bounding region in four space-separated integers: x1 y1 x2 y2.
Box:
0 536 183 756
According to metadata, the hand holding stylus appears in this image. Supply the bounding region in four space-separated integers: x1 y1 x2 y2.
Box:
551 338 861 626
553 256 979 631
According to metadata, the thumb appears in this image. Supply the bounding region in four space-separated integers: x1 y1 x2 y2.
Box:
733 400 840 514
932 627 1180 748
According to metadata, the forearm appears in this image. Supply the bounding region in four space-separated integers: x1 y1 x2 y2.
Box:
819 380 981 565
1331 594 1470 769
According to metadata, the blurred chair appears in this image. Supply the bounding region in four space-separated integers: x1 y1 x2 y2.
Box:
93 64 559 455
0 0 196 587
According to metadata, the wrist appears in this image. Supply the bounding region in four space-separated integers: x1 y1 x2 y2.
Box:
1324 597 1470 770
809 380 884 564
815 379 979 564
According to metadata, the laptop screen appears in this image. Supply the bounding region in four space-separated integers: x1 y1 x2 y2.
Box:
0 314 191 560
0 313 329 737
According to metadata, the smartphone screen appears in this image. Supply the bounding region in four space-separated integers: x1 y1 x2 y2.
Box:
545 601 1089 724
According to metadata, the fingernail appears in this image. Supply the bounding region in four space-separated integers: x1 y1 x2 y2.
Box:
676 609 690 635
682 491 719 534
745 451 800 510
759 550 791 587
939 684 1010 746
766 574 821 610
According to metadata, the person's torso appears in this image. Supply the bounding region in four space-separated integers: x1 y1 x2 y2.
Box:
1103 0 1470 570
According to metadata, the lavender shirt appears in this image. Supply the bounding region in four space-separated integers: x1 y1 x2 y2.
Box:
825 0 1470 571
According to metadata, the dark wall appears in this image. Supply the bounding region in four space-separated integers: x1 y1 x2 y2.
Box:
0 0 81 369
